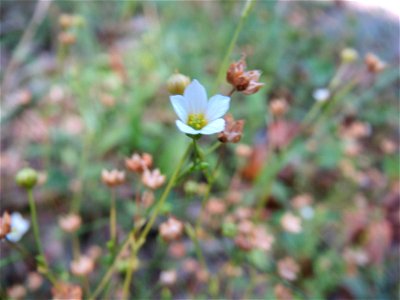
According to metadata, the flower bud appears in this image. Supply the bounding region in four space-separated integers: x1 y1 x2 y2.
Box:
16 168 38 189
341 48 359 63
167 73 190 95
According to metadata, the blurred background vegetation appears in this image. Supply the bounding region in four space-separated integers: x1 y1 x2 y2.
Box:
0 1 399 299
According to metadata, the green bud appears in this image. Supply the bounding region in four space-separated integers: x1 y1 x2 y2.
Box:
184 180 198 194
199 162 209 170
222 222 237 237
341 48 358 63
15 168 38 189
167 73 190 95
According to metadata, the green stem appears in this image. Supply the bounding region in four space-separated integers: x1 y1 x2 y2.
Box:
90 232 133 300
185 223 207 270
91 143 192 299
27 190 56 284
135 142 192 246
110 188 117 246
27 190 46 262
212 0 255 93
254 79 358 219
121 235 136 299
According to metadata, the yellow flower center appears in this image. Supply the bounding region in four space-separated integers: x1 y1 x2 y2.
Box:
187 113 207 130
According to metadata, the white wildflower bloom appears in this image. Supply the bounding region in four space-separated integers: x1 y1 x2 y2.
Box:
7 212 30 242
313 88 330 102
170 80 230 135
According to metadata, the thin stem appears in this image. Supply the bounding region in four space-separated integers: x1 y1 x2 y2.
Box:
27 190 56 284
227 87 236 97
185 223 207 270
121 235 136 299
213 0 255 93
205 141 222 156
136 142 192 246
91 142 192 299
71 136 90 213
110 188 117 246
72 234 80 260
90 232 133 300
254 79 359 219
27 190 46 262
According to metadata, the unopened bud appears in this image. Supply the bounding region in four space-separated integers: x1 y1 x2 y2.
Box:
341 48 358 63
16 168 38 189
167 73 190 95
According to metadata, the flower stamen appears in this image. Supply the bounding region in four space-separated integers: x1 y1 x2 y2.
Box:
187 113 207 130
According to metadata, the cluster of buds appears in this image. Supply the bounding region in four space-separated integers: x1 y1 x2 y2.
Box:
0 211 11 239
58 213 82 233
226 55 264 95
159 217 184 242
51 282 82 300
218 114 245 143
125 152 153 173
70 255 95 277
364 53 386 73
101 169 125 187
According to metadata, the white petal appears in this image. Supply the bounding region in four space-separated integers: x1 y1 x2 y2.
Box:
199 118 225 135
184 79 208 114
170 95 188 122
175 120 201 135
205 95 230 121
7 213 30 242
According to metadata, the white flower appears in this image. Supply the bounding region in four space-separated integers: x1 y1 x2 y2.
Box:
6 212 30 242
313 88 330 102
170 80 230 135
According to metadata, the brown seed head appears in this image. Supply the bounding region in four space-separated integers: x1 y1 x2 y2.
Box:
101 169 125 187
159 217 184 242
281 213 302 233
205 198 226 215
227 55 264 95
277 257 300 281
7 285 26 300
125 152 153 173
0 211 11 239
218 114 245 143
364 52 386 73
70 256 95 277
51 282 82 300
142 168 165 190
58 213 81 233
58 32 76 45
27 272 44 291
269 98 289 118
